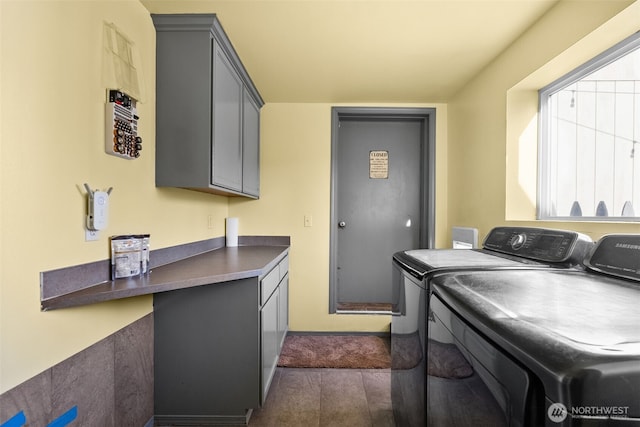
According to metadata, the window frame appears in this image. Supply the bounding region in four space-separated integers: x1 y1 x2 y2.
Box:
537 31 640 222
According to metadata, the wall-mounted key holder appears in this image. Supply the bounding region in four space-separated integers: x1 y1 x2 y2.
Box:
105 89 142 159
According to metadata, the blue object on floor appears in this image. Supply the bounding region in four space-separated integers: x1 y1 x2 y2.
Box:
0 411 26 427
47 406 78 427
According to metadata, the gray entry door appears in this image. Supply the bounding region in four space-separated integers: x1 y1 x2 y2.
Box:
331 108 434 311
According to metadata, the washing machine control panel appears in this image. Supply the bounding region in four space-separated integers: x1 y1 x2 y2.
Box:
510 233 527 250
483 226 593 264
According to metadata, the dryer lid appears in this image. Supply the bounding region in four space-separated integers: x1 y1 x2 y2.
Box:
403 249 523 268
433 269 640 354
586 234 640 282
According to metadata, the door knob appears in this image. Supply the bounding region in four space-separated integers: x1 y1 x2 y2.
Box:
338 221 346 228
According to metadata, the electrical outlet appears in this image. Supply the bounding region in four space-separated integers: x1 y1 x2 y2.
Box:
85 229 100 241
207 215 214 229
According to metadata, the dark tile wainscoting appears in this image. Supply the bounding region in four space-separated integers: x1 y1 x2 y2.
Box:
0 314 153 427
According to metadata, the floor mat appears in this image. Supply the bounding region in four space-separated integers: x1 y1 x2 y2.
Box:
277 334 391 369
336 302 393 313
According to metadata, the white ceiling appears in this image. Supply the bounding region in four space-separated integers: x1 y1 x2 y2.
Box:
142 0 560 103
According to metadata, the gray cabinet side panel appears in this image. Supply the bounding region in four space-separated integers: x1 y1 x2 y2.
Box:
242 91 260 197
155 31 211 188
154 279 260 416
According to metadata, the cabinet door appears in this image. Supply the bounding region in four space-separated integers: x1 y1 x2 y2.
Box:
261 288 279 404
212 40 243 191
277 274 289 349
154 278 260 417
242 90 260 197
155 29 213 188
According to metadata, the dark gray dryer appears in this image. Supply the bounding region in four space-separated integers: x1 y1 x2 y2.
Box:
391 226 593 426
428 234 640 426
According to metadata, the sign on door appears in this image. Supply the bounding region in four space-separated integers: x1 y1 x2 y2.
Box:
369 150 389 179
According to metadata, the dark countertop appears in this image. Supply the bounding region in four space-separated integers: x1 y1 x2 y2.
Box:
41 245 289 311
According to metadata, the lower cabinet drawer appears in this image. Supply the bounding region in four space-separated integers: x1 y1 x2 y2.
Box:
279 256 289 279
260 266 279 305
260 255 289 305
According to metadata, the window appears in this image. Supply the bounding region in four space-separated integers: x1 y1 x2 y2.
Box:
538 32 640 221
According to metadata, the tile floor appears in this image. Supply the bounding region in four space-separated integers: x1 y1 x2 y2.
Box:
248 367 395 427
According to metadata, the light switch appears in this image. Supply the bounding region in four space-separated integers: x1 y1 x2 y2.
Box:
304 214 313 227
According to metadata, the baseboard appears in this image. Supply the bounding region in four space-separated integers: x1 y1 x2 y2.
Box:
154 411 252 426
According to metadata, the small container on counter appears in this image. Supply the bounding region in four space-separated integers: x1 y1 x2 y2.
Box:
138 234 150 274
110 234 150 280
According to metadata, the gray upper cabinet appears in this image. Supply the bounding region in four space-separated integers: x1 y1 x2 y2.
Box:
152 14 263 198
242 91 260 197
212 41 243 191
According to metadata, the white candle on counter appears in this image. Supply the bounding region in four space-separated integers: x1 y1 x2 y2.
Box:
226 217 239 247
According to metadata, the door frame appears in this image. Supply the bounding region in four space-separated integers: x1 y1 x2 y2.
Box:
329 107 436 313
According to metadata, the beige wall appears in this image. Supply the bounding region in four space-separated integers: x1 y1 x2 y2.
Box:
448 0 640 242
229 103 448 332
3 0 640 397
0 0 447 394
0 0 229 393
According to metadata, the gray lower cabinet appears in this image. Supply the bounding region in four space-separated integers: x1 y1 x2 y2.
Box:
259 256 289 404
278 273 289 348
152 14 263 198
154 256 289 425
260 287 279 402
277 256 290 349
